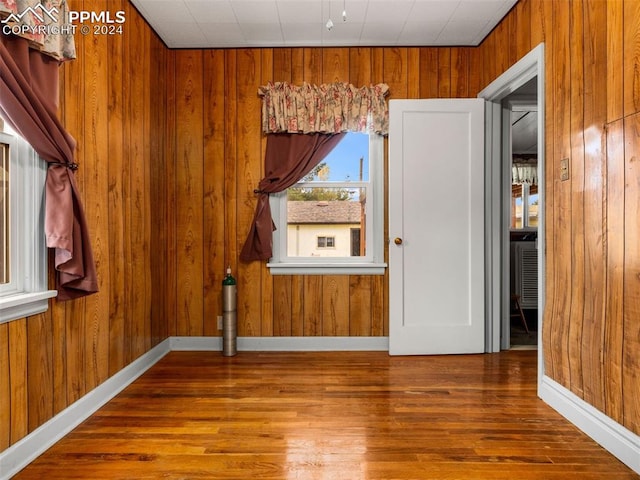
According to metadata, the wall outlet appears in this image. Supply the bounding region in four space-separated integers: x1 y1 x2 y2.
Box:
217 315 223 330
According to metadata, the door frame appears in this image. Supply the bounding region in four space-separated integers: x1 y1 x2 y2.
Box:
478 44 545 385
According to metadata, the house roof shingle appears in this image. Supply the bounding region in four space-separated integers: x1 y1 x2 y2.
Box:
287 201 362 224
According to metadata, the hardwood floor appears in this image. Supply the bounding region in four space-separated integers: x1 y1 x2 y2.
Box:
14 351 638 479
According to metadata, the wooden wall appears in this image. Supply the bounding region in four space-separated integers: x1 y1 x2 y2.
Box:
0 1 167 451
477 0 639 435
2 0 640 457
163 45 481 339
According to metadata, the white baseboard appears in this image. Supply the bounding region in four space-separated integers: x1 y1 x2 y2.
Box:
170 335 389 351
0 339 171 480
539 375 640 475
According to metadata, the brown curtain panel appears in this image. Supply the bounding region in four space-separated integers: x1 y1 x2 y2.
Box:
240 132 346 261
0 35 97 300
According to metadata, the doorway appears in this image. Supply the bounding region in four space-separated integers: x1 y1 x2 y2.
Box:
504 81 538 349
478 43 545 383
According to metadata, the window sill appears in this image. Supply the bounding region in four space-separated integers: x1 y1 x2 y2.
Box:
267 262 387 275
0 290 58 324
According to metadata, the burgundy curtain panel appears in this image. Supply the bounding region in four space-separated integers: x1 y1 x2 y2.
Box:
0 35 97 300
240 132 345 261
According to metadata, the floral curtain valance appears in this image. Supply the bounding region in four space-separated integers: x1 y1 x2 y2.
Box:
259 82 390 135
512 162 538 185
0 0 75 61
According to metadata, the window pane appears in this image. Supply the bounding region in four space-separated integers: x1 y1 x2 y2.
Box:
287 189 366 257
317 236 336 249
269 132 383 273
0 142 8 284
306 132 369 182
511 184 523 229
528 192 539 228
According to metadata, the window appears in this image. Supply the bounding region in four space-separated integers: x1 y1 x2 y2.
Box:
269 132 386 274
317 236 335 249
511 183 538 229
1 141 9 284
0 122 56 324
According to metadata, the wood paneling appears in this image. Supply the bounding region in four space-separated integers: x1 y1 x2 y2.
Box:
567 0 586 401
149 16 171 345
322 276 349 336
26 315 53 432
236 49 263 337
203 50 226 337
126 4 153 359
623 112 640 434
605 119 625 425
260 50 275 339
623 0 640 116
303 275 323 336
82 6 110 394
107 0 126 377
164 47 178 339
349 276 372 336
607 0 624 123
581 0 607 411
514 0 532 60
175 50 204 337
0 323 8 450
8 319 27 443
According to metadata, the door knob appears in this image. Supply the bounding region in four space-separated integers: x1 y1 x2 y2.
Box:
394 237 403 245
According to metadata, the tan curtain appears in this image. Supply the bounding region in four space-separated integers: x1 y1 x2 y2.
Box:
259 82 390 135
512 162 538 185
0 0 75 61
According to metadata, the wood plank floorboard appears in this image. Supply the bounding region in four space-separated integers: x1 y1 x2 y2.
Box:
13 351 639 479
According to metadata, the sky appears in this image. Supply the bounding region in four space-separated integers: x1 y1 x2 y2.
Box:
321 132 369 182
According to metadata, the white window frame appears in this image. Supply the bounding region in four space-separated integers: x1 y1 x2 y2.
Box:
268 133 386 275
0 129 56 324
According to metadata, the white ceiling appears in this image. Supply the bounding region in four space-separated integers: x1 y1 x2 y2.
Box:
511 110 537 155
509 77 538 155
130 0 518 49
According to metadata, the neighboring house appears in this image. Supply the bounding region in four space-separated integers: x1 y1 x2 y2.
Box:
287 200 364 257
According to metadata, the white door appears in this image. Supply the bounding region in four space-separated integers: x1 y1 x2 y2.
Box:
389 99 486 355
